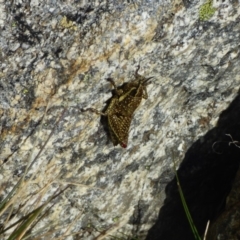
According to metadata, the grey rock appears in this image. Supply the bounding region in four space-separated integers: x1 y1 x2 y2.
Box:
0 0 240 239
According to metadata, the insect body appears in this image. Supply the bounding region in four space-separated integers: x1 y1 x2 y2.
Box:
82 65 152 148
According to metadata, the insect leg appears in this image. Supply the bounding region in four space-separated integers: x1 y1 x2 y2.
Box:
135 64 141 76
106 78 122 96
106 78 117 89
81 108 107 116
142 89 148 99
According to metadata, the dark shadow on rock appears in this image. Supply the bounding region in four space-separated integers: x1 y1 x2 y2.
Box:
146 93 240 240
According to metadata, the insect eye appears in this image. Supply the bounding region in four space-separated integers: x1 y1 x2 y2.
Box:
131 89 137 95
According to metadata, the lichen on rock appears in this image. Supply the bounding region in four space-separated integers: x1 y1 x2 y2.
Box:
199 0 216 21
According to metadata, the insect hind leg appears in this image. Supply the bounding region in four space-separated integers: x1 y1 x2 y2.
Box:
81 108 107 116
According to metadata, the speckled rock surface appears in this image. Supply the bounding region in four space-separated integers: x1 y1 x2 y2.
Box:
0 0 240 239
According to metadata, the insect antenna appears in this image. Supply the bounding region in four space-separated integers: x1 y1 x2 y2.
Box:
143 77 154 85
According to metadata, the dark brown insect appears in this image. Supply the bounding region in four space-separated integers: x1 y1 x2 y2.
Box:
82 65 153 148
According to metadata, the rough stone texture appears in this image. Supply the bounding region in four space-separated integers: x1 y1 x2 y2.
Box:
0 0 240 239
207 166 240 240
146 93 240 240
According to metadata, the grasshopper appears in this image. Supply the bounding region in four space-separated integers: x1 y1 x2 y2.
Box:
82 65 153 148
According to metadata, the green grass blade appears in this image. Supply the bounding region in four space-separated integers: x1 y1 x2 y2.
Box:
173 157 202 240
7 205 45 240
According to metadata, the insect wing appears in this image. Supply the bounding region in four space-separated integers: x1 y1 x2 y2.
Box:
120 95 142 115
127 96 142 112
108 112 132 147
109 127 119 146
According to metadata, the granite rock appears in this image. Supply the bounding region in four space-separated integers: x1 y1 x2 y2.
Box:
0 0 240 239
